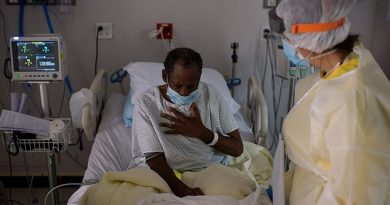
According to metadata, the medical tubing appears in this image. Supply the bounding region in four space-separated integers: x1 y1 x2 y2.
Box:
274 79 284 127
42 2 54 33
64 75 74 94
18 0 25 36
273 72 284 132
268 39 278 145
128 152 163 168
65 150 87 169
266 37 281 151
3 57 11 79
268 38 278 119
7 134 20 156
22 152 38 204
44 183 84 205
270 37 286 151
95 26 103 76
273 75 282 148
261 36 269 90
7 153 14 204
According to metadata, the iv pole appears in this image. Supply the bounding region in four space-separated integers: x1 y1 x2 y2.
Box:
38 82 59 205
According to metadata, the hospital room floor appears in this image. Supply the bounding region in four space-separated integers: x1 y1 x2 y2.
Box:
2 187 78 205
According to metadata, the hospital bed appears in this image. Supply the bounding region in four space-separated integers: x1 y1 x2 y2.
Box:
67 62 270 205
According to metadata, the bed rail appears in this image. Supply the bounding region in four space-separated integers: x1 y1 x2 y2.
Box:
81 69 108 141
247 76 268 146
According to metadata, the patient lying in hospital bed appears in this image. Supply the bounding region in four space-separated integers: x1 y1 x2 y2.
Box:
69 48 272 205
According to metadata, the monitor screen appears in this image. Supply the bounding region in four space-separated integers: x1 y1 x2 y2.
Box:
11 41 59 72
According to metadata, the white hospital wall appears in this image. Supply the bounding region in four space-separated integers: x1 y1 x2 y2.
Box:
0 0 385 175
0 0 268 176
371 0 390 77
0 0 267 111
349 0 377 49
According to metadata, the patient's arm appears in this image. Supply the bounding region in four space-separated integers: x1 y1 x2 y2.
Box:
146 153 204 197
160 104 243 157
202 129 243 157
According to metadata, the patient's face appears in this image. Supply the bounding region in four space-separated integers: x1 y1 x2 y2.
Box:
167 63 201 96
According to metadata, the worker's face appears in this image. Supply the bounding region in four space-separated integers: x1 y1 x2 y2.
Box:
163 63 201 96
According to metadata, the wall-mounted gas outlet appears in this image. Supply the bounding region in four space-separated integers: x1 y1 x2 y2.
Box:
156 23 173 40
262 26 271 41
96 22 113 40
263 0 278 8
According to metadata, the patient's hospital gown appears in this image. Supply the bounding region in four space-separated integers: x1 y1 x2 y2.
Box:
131 82 239 171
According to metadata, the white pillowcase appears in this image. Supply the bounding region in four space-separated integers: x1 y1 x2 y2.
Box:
124 62 241 114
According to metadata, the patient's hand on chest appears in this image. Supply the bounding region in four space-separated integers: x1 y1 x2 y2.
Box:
159 103 212 142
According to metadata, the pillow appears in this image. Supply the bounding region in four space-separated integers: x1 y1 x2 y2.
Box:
124 62 241 114
98 93 125 132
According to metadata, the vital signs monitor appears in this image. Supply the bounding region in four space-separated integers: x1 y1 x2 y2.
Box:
10 35 66 81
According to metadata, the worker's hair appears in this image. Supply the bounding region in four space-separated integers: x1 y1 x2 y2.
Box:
164 48 203 74
332 34 360 55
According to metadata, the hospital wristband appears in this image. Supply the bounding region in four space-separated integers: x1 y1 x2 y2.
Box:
207 132 219 146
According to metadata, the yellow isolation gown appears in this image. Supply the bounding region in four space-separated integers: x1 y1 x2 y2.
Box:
282 44 390 205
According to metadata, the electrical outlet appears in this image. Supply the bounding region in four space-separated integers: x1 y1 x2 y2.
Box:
156 23 173 40
96 22 113 40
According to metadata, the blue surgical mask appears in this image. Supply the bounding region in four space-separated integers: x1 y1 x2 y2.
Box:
166 76 199 105
282 39 310 68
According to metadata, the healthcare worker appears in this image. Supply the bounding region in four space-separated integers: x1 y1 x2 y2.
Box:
276 0 390 204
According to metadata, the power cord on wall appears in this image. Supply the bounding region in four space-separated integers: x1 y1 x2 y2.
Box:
3 57 12 84
94 26 103 76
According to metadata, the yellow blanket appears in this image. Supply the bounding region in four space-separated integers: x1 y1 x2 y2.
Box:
80 142 272 205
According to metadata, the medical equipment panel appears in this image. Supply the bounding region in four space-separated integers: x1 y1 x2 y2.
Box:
10 35 66 81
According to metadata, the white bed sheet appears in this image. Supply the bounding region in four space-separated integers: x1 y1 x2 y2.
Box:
82 93 133 184
68 93 258 204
